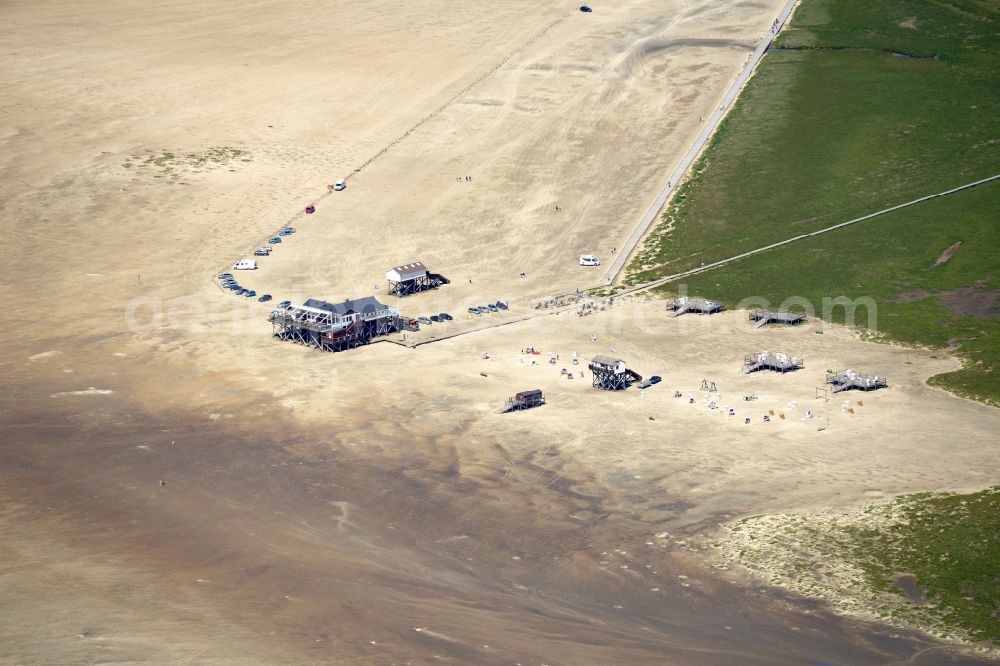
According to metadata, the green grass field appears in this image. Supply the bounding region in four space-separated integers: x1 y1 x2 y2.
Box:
726 487 1000 645
626 0 999 403
848 487 1000 643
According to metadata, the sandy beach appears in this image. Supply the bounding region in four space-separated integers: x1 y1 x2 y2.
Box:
2 1 998 663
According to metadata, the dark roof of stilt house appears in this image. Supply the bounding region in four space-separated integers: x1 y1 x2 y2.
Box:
304 296 388 317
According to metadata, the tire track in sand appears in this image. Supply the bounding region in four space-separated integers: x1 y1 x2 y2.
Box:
347 13 570 180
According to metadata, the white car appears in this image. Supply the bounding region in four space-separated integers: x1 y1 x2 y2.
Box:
579 254 600 266
333 179 346 191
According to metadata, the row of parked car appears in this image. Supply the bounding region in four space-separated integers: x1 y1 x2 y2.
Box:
468 301 508 315
416 312 453 326
253 227 296 256
218 272 273 302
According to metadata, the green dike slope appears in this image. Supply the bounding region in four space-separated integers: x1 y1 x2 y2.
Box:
626 0 1000 405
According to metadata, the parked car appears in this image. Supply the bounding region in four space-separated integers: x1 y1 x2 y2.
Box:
233 259 257 270
254 247 270 256
439 312 453 321
333 179 346 191
485 304 498 312
495 301 508 310
580 5 593 12
279 227 295 235
468 306 481 315
233 288 246 296
429 314 441 323
228 283 242 291
268 237 282 244
418 316 432 325
579 254 600 266
218 272 232 279
637 375 663 389
277 300 291 309
244 290 257 298
258 294 272 303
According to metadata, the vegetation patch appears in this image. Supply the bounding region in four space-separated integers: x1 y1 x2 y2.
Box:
121 146 250 179
624 0 1000 404
714 487 1000 654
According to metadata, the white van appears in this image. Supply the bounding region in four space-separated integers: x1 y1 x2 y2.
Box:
579 254 600 266
333 178 346 191
233 258 257 270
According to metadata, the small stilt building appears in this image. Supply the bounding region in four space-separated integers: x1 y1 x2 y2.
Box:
588 355 642 390
667 296 725 317
743 351 804 374
497 389 545 413
826 369 888 393
269 296 400 352
749 309 806 328
385 262 449 297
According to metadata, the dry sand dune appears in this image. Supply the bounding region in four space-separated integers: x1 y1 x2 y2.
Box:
2 0 998 664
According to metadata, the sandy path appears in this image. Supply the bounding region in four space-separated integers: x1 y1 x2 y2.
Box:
604 0 799 283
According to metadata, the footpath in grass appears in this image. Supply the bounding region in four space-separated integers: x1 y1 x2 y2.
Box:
625 0 999 404
718 487 1000 651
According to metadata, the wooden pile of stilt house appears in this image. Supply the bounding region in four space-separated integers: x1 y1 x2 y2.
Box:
588 355 642 390
749 309 806 328
385 261 449 297
667 296 725 317
826 369 887 393
269 296 400 352
498 389 545 413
